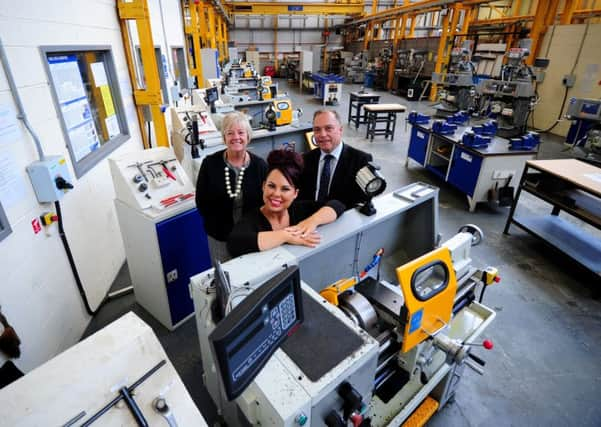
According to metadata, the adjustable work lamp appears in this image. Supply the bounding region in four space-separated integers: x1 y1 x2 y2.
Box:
355 163 386 216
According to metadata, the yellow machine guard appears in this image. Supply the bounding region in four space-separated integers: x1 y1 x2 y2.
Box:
397 246 457 353
320 277 357 306
274 99 292 126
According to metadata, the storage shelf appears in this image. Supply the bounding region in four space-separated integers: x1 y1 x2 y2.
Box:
522 184 601 229
511 214 601 276
431 150 450 162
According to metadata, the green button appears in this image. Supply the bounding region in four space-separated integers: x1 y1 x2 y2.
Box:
296 413 308 426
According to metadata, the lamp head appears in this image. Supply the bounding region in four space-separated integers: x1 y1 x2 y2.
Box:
355 163 386 216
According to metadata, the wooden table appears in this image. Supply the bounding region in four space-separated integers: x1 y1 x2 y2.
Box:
363 103 407 141
504 159 601 278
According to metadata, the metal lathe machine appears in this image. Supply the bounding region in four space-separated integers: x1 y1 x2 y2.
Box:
190 183 499 426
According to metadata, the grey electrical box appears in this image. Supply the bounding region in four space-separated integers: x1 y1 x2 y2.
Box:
562 74 576 88
26 156 73 203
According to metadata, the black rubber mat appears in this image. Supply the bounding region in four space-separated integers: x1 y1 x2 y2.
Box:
281 292 364 382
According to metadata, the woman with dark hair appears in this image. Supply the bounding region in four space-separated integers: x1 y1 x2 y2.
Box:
227 149 345 257
195 111 268 265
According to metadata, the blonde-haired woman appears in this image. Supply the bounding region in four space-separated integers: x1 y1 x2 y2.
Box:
195 111 267 264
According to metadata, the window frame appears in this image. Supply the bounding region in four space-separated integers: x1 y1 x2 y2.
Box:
0 201 11 243
40 45 130 178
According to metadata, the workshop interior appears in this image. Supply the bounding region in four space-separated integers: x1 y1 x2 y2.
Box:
0 1 600 426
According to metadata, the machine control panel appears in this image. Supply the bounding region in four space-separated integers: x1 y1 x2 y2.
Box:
109 147 195 213
209 265 303 401
566 98 601 121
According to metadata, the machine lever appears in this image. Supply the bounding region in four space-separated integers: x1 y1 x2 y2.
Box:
468 352 486 366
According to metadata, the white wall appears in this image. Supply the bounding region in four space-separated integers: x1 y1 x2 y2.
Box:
0 0 147 372
231 29 338 53
534 23 601 137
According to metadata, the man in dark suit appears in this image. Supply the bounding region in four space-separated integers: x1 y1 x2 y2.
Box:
299 110 373 210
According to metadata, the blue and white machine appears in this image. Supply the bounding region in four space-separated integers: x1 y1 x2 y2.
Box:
110 147 211 330
565 98 601 164
311 73 344 106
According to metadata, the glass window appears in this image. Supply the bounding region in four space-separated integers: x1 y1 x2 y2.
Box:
41 46 129 178
411 261 449 301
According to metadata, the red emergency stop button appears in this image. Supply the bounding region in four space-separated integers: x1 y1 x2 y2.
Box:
483 339 493 350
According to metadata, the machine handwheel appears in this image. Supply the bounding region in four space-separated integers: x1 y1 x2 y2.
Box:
458 224 484 246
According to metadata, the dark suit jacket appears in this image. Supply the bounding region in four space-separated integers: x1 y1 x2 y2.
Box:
299 143 373 209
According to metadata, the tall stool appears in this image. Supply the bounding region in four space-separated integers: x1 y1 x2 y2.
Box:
348 92 381 129
363 103 407 141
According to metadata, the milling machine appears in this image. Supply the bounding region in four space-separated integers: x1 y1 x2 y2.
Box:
565 97 601 166
432 41 476 116
475 39 548 138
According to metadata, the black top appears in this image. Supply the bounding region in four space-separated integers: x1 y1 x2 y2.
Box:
299 144 373 210
195 150 268 241
227 200 345 257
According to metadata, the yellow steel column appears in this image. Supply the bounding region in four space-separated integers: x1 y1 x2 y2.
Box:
545 0 561 26
118 7 148 147
505 24 516 49
118 0 168 148
322 17 329 72
363 21 373 50
198 2 209 49
221 18 228 62
459 6 475 43
448 5 461 44
429 8 451 101
408 14 417 38
528 0 560 64
512 0 523 16
189 2 205 88
207 6 217 49
215 13 223 62
223 20 229 59
274 17 279 73
387 15 406 90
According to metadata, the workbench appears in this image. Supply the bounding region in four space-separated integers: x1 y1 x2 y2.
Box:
348 91 380 129
407 122 538 211
504 159 601 279
364 103 406 141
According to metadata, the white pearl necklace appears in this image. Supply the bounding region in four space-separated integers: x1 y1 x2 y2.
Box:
224 165 246 198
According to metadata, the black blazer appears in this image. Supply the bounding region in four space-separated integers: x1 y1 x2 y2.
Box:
195 150 268 241
299 143 373 209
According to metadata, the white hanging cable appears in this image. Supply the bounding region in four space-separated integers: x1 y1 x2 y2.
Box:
0 37 45 160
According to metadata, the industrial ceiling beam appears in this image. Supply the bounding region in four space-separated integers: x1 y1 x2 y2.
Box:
208 0 232 25
225 2 365 16
344 0 492 26
470 8 601 27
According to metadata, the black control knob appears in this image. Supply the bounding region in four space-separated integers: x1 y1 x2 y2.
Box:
338 381 363 421
138 182 148 192
55 176 73 190
324 410 345 427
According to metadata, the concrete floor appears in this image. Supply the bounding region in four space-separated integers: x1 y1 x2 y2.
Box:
85 79 601 426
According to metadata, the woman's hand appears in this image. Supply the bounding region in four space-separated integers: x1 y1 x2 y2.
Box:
294 217 320 237
282 227 321 248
